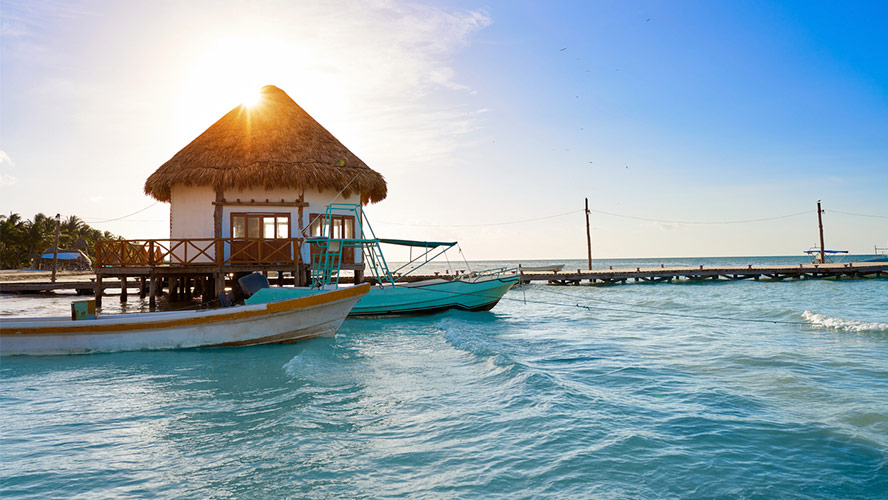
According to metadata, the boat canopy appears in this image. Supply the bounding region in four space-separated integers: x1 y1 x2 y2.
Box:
377 238 456 249
803 250 849 254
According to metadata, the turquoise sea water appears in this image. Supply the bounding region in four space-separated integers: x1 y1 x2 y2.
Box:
1 257 887 498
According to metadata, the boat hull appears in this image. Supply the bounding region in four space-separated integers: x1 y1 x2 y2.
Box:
246 276 518 316
0 285 368 356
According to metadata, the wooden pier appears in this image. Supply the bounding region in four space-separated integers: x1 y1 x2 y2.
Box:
515 262 888 285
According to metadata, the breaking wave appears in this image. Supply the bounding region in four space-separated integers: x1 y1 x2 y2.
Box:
802 310 888 333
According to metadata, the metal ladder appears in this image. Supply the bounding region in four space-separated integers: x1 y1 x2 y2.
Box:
309 237 344 287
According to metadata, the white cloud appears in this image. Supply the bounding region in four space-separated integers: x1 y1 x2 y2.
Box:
0 151 16 186
0 174 18 187
167 0 493 169
657 223 688 233
0 150 13 167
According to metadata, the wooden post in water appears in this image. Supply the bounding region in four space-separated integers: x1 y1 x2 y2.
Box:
817 200 825 265
585 198 592 270
214 271 226 298
95 274 103 307
149 276 157 310
51 214 61 283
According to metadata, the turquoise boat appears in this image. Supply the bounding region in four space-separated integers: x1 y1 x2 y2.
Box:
245 203 519 316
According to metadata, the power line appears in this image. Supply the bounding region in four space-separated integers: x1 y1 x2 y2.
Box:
84 201 160 224
379 206 820 229
586 208 814 225
829 210 888 219
378 209 584 228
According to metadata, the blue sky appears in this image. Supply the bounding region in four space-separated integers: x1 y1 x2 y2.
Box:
1 0 886 259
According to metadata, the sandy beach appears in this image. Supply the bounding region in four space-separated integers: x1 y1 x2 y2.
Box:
0 270 96 283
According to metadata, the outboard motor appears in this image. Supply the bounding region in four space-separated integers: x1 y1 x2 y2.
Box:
218 291 234 307
238 272 270 298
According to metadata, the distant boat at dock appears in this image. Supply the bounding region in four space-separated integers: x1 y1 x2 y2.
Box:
804 248 848 264
519 264 565 273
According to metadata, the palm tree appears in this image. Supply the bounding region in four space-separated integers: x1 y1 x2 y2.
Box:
0 213 27 267
0 212 121 268
61 215 84 248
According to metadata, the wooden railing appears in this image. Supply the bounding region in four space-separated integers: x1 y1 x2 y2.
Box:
95 238 304 267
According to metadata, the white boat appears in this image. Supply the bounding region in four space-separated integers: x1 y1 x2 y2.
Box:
519 264 565 272
804 248 849 264
0 284 369 356
245 203 519 316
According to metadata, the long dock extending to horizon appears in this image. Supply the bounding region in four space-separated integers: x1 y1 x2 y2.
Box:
514 261 888 285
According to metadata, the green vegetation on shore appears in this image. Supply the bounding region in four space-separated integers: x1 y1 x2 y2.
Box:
0 213 121 269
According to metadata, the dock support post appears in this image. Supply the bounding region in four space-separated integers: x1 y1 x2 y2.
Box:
149 276 157 310
184 276 192 300
139 277 147 299
120 276 128 303
95 274 103 308
170 277 179 301
214 271 226 298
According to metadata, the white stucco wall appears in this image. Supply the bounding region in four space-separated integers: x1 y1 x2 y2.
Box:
170 185 216 238
169 185 216 263
168 184 363 265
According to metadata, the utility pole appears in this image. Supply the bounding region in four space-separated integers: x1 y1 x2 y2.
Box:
817 200 825 265
585 198 592 270
51 213 61 283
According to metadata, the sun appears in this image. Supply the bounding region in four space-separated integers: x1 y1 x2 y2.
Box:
241 88 263 108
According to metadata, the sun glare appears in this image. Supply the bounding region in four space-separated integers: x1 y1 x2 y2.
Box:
175 34 350 143
241 88 263 108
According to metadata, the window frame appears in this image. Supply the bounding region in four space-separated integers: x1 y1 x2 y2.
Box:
230 212 291 239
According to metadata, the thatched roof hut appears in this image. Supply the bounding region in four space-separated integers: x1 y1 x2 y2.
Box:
145 85 386 204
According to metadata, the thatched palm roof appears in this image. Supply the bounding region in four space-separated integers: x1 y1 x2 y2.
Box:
145 85 386 204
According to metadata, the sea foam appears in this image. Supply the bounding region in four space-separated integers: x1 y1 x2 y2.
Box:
802 310 888 333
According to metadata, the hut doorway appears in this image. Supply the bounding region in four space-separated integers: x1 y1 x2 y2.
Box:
308 213 355 264
230 213 291 263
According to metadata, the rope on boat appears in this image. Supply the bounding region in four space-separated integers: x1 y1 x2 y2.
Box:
457 244 472 274
301 174 361 237
536 286 811 326
337 279 812 327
